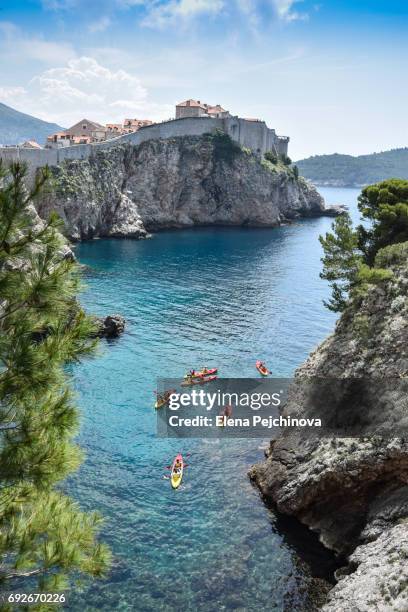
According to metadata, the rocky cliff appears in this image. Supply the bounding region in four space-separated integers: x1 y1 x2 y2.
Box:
37 133 327 241
250 242 408 611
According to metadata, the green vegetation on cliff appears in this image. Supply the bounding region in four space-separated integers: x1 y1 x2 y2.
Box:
0 162 110 595
320 178 408 311
296 148 408 186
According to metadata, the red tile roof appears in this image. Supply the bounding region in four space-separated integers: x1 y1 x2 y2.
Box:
176 99 207 108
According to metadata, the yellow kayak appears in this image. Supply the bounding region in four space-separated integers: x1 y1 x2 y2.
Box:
154 389 176 410
171 454 184 489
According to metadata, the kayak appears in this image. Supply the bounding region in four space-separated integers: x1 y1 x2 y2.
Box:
154 389 175 409
171 453 184 489
256 360 269 376
181 375 217 387
184 367 218 379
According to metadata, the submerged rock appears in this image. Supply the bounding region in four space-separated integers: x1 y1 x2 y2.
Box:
37 135 329 241
93 314 126 338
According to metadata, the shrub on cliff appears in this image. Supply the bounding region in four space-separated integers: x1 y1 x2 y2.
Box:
264 151 278 164
320 178 408 311
0 161 111 594
206 129 243 164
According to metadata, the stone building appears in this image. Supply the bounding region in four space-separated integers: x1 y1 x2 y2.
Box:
47 117 155 146
21 140 42 149
47 119 107 147
123 118 154 132
176 99 230 119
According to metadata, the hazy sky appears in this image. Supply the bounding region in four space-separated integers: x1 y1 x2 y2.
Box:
0 0 407 159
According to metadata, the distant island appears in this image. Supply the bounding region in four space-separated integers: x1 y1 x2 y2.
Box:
0 102 63 146
296 148 408 187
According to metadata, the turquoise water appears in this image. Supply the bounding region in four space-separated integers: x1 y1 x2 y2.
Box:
67 188 360 611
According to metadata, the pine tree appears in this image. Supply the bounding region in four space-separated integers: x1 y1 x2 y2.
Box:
319 213 362 312
0 161 111 600
319 179 408 312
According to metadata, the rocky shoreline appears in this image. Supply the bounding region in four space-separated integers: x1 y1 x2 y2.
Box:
250 242 408 610
35 134 336 241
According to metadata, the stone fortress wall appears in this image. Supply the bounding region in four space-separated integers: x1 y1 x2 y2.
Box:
0 116 289 171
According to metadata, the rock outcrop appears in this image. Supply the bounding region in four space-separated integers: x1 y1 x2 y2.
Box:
250 242 408 610
37 134 327 241
93 314 126 338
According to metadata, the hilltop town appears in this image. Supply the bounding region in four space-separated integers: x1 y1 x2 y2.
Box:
6 99 286 153
0 99 289 172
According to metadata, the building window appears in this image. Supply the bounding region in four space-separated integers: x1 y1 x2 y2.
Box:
82 124 87 130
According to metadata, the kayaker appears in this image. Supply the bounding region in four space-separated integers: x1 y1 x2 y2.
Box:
224 405 233 418
173 459 182 473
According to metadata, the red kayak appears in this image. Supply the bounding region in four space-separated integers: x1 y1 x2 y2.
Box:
256 360 270 376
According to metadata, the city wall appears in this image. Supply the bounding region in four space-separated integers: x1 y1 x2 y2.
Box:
0 116 289 172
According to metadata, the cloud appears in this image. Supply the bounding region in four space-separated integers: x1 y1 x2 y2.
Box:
40 0 308 29
1 56 172 126
272 0 308 21
236 0 308 25
0 86 27 104
139 0 308 29
141 0 225 28
88 16 112 33
0 21 75 64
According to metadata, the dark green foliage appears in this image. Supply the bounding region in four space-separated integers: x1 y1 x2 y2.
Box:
206 130 242 164
375 242 408 268
0 161 110 593
264 151 278 164
319 214 362 311
280 153 292 166
296 148 408 186
292 165 299 179
319 179 408 311
357 179 408 264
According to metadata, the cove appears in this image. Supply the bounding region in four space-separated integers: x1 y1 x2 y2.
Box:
66 188 360 611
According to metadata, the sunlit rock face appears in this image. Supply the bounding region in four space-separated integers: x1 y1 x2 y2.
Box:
37 134 325 241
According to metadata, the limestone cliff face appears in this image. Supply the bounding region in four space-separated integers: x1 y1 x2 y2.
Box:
250 242 408 610
37 134 326 241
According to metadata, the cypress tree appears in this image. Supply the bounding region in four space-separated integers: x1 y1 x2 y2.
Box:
0 161 110 599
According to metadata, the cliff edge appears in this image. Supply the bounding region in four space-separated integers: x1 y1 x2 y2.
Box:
250 242 408 611
37 133 326 241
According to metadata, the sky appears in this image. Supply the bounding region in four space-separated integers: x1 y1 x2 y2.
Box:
0 0 407 159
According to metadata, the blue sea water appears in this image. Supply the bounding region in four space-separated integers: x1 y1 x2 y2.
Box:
66 188 360 611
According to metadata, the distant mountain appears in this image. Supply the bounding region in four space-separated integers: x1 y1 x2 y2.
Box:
296 148 408 187
0 102 64 146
